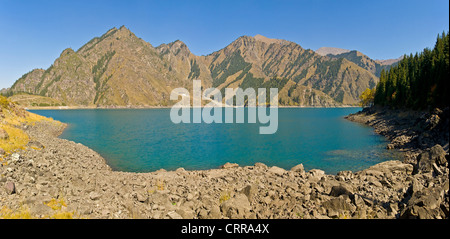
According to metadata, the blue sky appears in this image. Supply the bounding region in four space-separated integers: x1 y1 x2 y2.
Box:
0 0 448 89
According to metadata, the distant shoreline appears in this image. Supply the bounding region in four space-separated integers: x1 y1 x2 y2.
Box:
26 105 360 110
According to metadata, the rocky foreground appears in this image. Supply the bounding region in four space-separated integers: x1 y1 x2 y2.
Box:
0 108 449 219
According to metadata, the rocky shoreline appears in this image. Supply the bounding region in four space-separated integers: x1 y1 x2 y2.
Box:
1 107 448 219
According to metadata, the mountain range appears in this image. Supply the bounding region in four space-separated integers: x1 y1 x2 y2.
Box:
4 26 401 107
316 47 402 77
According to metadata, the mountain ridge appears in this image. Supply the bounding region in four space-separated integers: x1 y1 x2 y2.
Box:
325 50 401 77
316 47 351 56
5 27 390 107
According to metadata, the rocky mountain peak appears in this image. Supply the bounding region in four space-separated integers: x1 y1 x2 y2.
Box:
156 40 192 58
60 48 75 57
116 25 133 36
375 56 404 66
170 40 188 50
253 34 288 45
55 48 82 67
316 47 351 56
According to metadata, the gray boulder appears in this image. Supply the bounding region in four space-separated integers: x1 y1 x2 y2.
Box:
329 183 354 197
254 162 268 170
220 194 253 219
4 181 16 194
10 153 21 163
415 144 447 174
268 166 286 176
27 140 45 149
430 144 447 166
240 184 257 201
401 180 449 219
167 211 183 219
290 164 304 173
308 169 325 181
89 191 102 201
363 160 413 177
322 197 354 218
336 171 354 181
220 162 239 169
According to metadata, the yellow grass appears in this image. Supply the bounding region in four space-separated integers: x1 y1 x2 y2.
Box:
3 109 52 126
0 206 34 219
0 198 84 219
43 197 82 219
156 179 165 191
1 95 57 154
0 125 29 153
45 198 67 211
219 191 231 204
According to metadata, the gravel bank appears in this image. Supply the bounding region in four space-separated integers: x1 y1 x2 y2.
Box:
1 108 448 219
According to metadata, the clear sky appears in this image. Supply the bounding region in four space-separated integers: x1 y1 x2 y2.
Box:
0 0 448 89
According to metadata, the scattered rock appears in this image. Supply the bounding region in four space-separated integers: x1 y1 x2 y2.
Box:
329 183 354 197
254 162 268 170
175 167 186 173
391 135 411 146
369 180 383 187
220 162 239 169
89 191 102 201
176 209 195 219
430 144 447 166
365 160 413 176
400 184 447 219
432 163 443 176
425 114 440 130
10 153 21 163
167 211 183 219
135 192 148 203
290 164 304 173
240 184 257 201
323 197 353 218
4 181 16 194
336 171 353 181
0 147 5 155
27 141 45 149
309 169 325 181
220 194 252 219
209 205 221 219
415 145 447 174
268 166 286 176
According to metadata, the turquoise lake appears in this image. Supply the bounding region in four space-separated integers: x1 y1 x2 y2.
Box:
30 108 399 174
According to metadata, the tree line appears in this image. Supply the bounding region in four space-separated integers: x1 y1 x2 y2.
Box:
372 31 449 109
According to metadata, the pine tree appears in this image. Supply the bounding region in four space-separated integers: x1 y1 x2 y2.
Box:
373 31 449 109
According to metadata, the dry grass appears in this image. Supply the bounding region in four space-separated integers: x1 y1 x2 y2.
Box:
219 191 231 204
8 93 64 108
156 179 165 191
1 95 57 154
0 198 84 219
0 206 34 219
44 197 82 219
0 125 29 153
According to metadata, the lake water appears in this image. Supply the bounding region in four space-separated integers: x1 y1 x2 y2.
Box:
30 108 400 174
